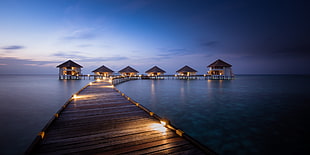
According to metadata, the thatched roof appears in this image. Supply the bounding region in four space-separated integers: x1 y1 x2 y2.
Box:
56 60 83 68
145 66 166 73
208 59 232 67
119 66 139 73
176 65 197 73
92 65 114 73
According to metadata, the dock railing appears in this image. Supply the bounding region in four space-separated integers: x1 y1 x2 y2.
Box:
110 75 234 84
62 74 234 81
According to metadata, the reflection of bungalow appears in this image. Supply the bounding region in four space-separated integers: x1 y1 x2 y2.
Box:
57 60 83 80
207 59 233 76
92 65 114 77
119 66 139 76
145 66 166 76
176 65 197 76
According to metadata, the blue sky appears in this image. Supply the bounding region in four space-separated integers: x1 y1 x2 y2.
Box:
0 0 309 74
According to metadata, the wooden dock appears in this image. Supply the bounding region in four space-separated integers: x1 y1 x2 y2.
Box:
26 79 216 154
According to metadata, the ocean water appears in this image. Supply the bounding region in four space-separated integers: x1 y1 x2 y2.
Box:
116 75 310 155
0 74 93 155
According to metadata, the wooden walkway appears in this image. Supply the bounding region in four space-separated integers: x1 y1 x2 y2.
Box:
26 79 215 154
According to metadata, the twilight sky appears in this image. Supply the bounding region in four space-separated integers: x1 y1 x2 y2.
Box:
0 0 309 74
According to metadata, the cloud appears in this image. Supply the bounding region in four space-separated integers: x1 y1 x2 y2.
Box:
63 29 96 40
79 56 129 62
77 44 93 48
0 57 60 74
201 41 219 48
0 57 58 67
235 42 310 60
1 45 25 50
274 44 310 57
51 52 128 62
157 48 191 57
52 52 87 59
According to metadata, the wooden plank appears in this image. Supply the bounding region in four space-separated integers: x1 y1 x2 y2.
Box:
93 137 186 155
37 130 178 154
123 138 192 154
45 118 158 139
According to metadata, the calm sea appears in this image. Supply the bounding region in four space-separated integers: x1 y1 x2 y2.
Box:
0 74 93 155
0 75 309 155
116 75 310 155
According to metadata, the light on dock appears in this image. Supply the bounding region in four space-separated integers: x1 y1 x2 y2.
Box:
38 131 45 139
176 129 184 137
149 123 167 135
101 85 114 88
89 82 92 85
73 94 79 99
160 120 168 126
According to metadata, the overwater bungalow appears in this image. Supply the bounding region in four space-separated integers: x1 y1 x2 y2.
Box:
176 65 197 76
207 59 233 77
92 65 114 77
145 66 166 76
118 66 139 76
57 60 83 80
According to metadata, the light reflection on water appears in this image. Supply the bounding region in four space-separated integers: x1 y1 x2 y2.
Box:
116 75 310 155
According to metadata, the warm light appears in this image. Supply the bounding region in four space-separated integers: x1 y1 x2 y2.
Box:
160 120 167 126
101 85 114 88
89 82 92 85
176 129 184 137
72 94 97 100
38 131 45 139
149 123 167 135
87 74 90 77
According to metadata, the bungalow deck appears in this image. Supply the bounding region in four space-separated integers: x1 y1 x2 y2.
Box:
26 79 216 154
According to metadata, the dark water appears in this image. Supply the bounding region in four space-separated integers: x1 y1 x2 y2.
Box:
116 75 310 155
0 74 93 155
